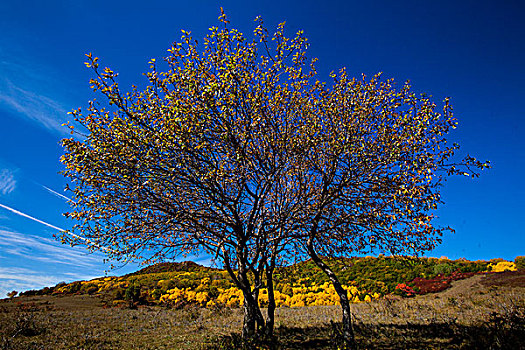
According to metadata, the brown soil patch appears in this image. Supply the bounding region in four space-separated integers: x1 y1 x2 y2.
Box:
480 270 525 288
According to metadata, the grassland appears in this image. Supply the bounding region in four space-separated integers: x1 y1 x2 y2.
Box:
1 270 524 349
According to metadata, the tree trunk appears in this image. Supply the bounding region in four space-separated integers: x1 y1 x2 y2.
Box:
242 290 258 339
240 284 266 338
307 243 356 349
265 266 276 338
221 252 266 339
252 288 266 334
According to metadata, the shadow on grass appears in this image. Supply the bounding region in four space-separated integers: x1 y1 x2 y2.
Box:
205 313 525 350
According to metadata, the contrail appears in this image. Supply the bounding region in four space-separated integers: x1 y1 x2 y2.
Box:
0 202 115 253
0 202 65 231
42 185 72 202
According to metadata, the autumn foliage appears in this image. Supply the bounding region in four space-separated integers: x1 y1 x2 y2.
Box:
19 256 508 306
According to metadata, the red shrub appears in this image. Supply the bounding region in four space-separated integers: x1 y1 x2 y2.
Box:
409 271 478 295
395 283 416 297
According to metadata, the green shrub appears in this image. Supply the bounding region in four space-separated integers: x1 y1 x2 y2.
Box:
113 288 125 300
156 279 175 292
124 284 141 303
54 281 66 289
514 256 525 270
81 282 99 294
433 263 454 276
281 284 292 296
150 288 162 300
66 281 82 294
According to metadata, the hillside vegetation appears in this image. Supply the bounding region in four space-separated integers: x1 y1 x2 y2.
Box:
1 256 523 349
14 256 517 308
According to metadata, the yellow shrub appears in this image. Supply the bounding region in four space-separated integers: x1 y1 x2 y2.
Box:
288 294 306 307
159 287 185 303
258 289 269 307
195 292 209 306
157 279 380 309
273 290 290 307
489 261 517 272
216 287 243 307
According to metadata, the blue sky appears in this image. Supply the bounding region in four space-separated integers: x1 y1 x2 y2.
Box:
0 0 523 297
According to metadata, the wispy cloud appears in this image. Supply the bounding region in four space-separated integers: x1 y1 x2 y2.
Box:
0 57 79 137
0 267 69 285
62 272 99 279
193 255 212 267
0 267 98 299
0 79 69 135
0 271 64 298
0 169 16 195
42 185 72 202
0 229 100 268
0 231 102 298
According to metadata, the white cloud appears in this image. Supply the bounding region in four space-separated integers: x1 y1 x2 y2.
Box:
0 80 69 135
193 255 212 267
0 169 16 195
0 267 97 299
0 267 63 285
0 278 59 299
0 57 79 137
62 272 99 280
0 229 100 268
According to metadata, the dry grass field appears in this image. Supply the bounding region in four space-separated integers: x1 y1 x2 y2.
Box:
1 271 524 349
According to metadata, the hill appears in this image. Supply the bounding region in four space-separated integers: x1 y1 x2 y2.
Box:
125 261 216 276
1 262 523 349
10 256 519 308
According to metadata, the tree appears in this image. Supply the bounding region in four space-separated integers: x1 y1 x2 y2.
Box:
61 9 488 347
61 10 312 339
